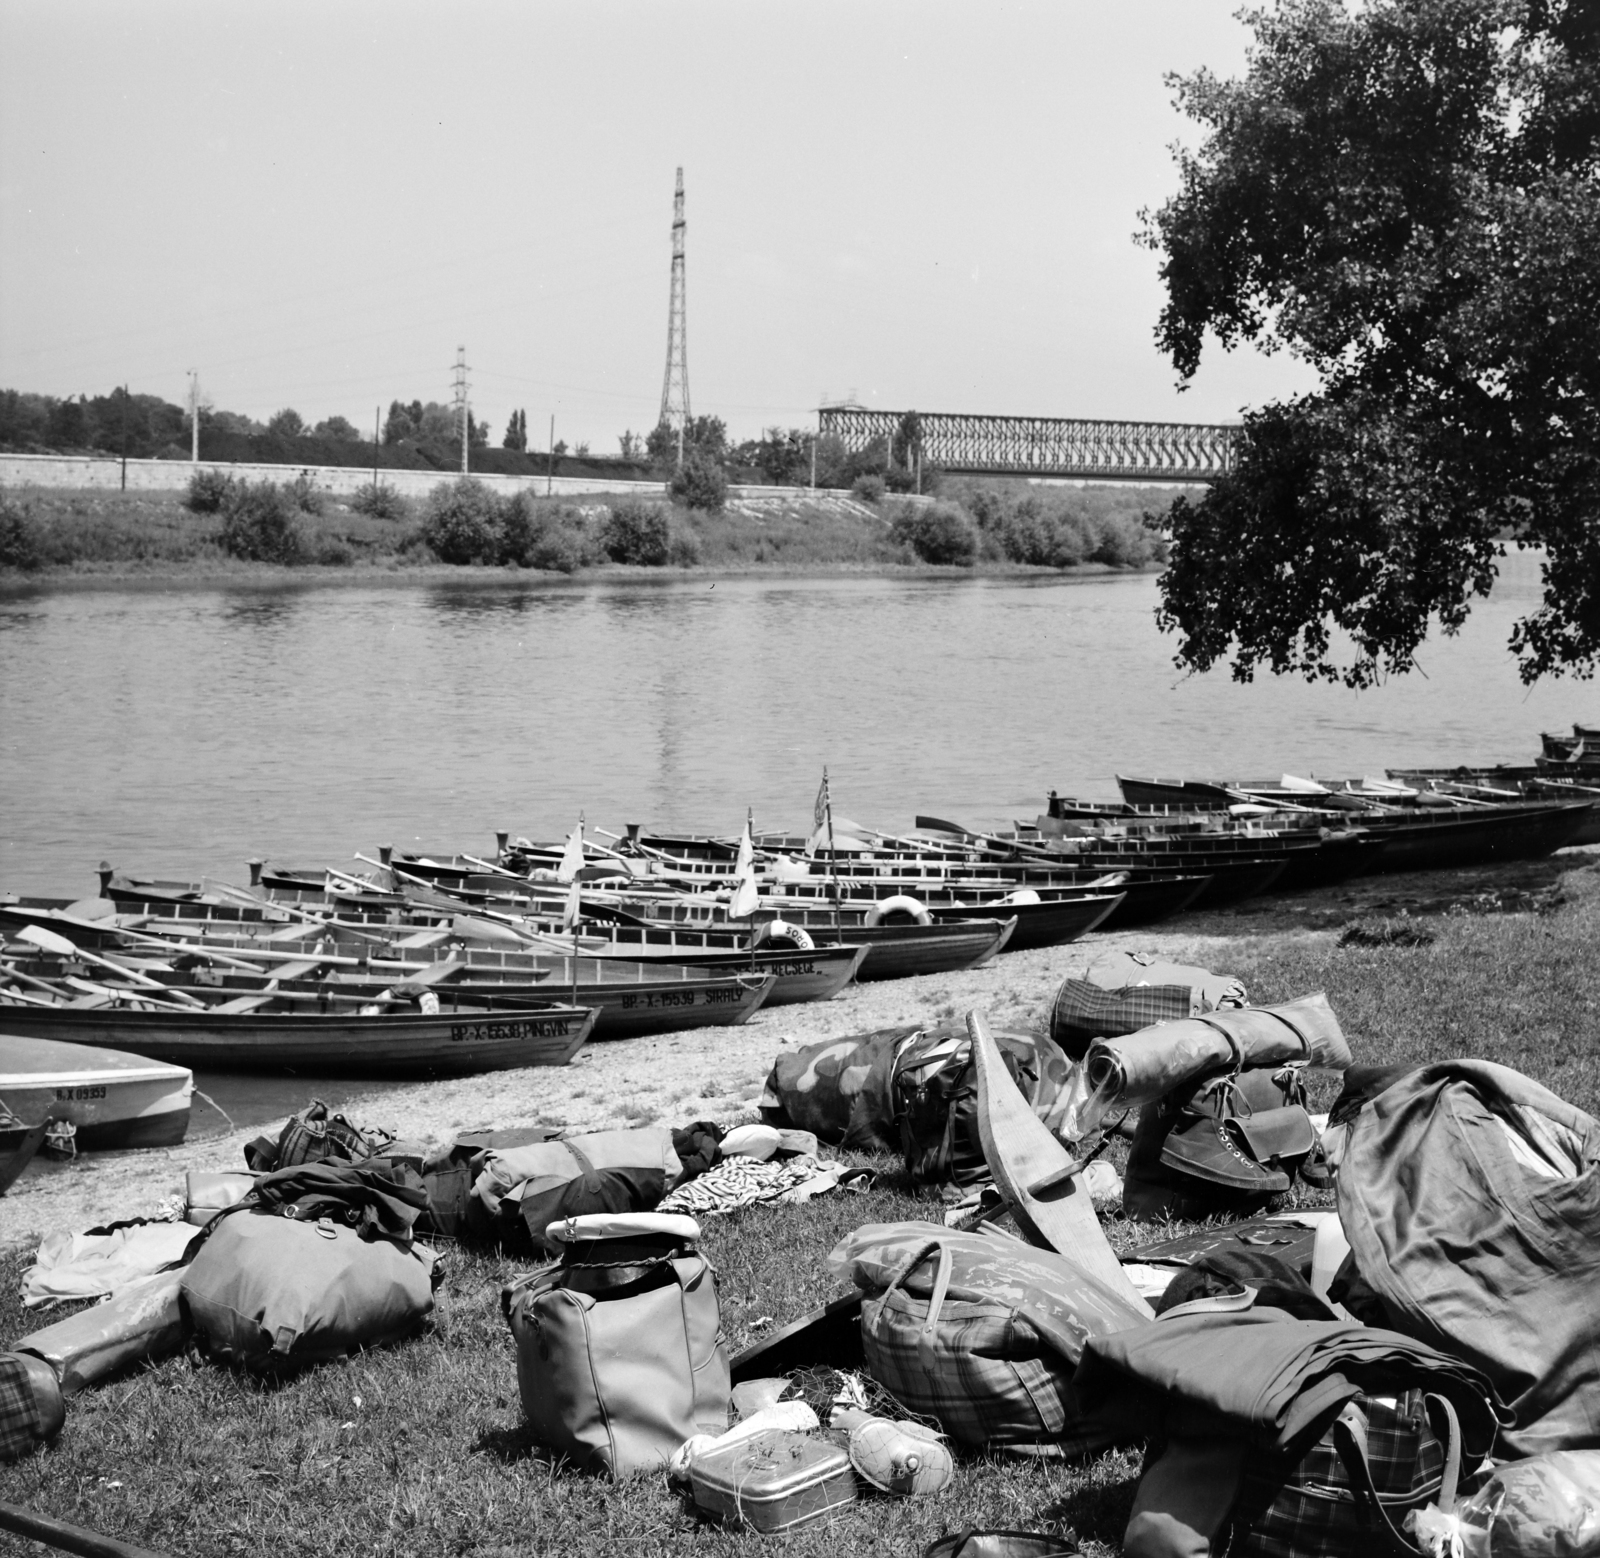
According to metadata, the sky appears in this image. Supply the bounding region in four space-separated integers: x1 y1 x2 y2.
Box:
0 2 1320 452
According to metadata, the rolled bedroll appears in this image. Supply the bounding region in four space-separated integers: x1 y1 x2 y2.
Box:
1083 992 1350 1110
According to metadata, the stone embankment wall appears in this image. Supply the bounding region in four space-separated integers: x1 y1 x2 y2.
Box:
0 452 849 503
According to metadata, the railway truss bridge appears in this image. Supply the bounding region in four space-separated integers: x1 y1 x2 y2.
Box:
817 405 1237 483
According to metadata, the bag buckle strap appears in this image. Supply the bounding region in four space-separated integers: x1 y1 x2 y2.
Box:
1330 1390 1463 1556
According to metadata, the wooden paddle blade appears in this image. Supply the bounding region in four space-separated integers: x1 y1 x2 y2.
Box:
967 1008 1145 1304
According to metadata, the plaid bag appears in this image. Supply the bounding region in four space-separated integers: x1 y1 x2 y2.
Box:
1228 1389 1459 1557
0 1353 64 1463
859 1238 1106 1459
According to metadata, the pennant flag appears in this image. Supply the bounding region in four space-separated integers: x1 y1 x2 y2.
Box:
561 876 582 931
814 770 830 830
730 819 758 918
556 819 585 883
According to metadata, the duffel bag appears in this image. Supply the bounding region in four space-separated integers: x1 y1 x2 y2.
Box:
180 1212 436 1372
503 1212 729 1478
474 1127 682 1250
842 1226 1149 1458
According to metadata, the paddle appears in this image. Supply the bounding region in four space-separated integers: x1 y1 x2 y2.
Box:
967 1008 1149 1308
14 926 207 1006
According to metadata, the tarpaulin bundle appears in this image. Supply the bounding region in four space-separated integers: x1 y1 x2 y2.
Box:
1083 993 1351 1112
1337 1060 1600 1457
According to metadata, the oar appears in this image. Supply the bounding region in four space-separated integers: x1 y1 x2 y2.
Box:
13 926 207 1006
60 976 198 1012
0 1496 175 1558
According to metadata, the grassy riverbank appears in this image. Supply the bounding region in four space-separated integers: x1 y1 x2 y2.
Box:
0 478 1170 585
2 853 1595 1558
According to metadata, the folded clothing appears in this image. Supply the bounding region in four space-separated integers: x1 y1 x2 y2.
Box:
1075 1310 1505 1458
24 1220 200 1309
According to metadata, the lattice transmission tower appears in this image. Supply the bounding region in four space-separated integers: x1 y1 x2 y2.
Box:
658 167 690 437
451 346 470 474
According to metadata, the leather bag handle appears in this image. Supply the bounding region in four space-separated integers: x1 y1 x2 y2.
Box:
866 1238 954 1378
1330 1391 1462 1556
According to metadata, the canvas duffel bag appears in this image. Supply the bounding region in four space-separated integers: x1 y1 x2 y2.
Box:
180 1211 437 1372
502 1212 729 1478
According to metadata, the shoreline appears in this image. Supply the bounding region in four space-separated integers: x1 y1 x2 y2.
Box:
0 556 1154 594
8 847 1593 1252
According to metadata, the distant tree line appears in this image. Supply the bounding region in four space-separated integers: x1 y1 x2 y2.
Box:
2 384 929 500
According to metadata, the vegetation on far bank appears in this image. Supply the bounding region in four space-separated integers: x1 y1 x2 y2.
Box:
0 473 1169 582
2 861 1595 1558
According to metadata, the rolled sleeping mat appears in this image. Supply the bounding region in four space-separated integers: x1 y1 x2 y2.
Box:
1083 992 1350 1111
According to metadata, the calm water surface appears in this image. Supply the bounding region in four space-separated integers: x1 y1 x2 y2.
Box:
1 553 1591 900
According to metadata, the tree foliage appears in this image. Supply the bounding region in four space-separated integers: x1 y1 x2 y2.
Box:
1146 0 1600 684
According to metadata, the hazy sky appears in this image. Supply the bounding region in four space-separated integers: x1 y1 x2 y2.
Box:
0 2 1318 450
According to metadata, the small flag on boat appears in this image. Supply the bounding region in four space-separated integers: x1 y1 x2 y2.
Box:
557 818 585 884
730 818 758 918
561 876 582 931
814 770 830 830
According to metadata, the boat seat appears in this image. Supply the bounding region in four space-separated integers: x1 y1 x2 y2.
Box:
212 993 278 1014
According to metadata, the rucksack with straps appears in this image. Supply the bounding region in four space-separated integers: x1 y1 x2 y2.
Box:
892 1025 1068 1187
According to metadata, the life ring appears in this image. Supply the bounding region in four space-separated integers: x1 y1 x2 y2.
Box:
866 894 933 927
751 918 815 952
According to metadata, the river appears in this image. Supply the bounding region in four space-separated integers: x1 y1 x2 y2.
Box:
1 551 1591 901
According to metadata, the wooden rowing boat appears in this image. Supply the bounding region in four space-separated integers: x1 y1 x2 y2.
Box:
0 1034 193 1151
0 994 595 1076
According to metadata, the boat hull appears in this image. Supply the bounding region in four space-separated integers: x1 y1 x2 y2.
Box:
0 1003 593 1077
0 1034 193 1151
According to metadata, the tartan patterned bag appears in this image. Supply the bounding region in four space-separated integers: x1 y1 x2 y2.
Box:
1228 1389 1460 1557
859 1238 1105 1459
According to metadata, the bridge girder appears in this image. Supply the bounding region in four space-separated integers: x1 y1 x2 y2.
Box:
818 406 1236 482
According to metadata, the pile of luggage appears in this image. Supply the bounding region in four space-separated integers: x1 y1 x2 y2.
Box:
9 944 1600 1558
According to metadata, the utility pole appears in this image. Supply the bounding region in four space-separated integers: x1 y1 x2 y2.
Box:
373 407 380 488
120 384 128 491
452 346 470 476
188 371 200 464
658 167 690 454
548 414 555 497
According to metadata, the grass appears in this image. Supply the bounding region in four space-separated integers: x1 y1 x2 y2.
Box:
5 861 1596 1556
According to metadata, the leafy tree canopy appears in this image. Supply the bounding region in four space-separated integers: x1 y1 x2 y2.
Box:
1147 0 1600 685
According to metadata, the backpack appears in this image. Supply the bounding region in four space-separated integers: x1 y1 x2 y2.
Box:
893 1025 1062 1186
244 1099 394 1173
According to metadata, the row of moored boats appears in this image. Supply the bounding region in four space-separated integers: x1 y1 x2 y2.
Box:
1 728 1596 1155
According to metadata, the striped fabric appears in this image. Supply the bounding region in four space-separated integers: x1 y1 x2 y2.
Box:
657 1155 831 1217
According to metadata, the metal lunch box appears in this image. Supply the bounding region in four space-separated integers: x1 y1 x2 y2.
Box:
690 1428 858 1533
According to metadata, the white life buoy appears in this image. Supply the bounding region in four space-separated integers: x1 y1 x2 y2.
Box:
751 918 815 952
1002 888 1041 906
866 894 933 927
